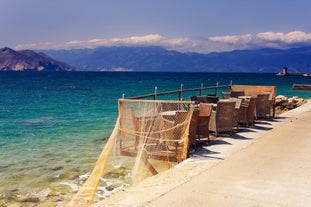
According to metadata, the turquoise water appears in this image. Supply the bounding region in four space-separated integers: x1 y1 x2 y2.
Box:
0 71 310 205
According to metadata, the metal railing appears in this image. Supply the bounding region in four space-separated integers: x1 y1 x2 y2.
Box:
124 82 233 100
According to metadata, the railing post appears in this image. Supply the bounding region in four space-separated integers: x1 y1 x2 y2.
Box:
229 80 233 91
154 86 157 100
179 84 183 101
215 82 219 96
200 83 203 96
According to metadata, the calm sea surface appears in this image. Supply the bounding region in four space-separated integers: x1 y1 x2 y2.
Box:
0 71 310 205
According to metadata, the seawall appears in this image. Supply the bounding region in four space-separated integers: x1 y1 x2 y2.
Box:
93 100 311 207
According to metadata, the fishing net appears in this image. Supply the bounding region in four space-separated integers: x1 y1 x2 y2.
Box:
69 99 194 206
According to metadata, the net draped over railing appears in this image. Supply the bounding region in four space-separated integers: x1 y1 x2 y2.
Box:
69 99 195 206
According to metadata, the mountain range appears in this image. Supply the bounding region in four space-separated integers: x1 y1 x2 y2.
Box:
2 46 311 73
0 47 75 71
41 46 311 73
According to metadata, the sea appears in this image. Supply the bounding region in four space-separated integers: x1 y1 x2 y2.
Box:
0 71 310 206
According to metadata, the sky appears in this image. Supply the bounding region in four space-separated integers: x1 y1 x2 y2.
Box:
1 0 311 53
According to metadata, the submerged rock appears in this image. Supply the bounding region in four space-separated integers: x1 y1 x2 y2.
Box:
59 170 81 180
38 202 57 207
105 183 124 192
48 166 64 171
15 194 40 203
49 184 73 196
0 199 7 207
104 167 129 179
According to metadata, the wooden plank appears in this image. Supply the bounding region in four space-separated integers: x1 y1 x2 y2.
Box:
141 149 158 175
230 85 276 99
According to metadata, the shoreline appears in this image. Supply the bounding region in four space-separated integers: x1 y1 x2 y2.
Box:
93 99 311 206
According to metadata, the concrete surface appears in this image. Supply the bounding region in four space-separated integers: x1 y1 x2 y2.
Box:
93 100 311 207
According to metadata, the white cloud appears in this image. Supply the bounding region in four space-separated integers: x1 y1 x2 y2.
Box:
209 34 253 44
64 34 166 48
15 42 64 50
15 31 311 53
256 31 311 43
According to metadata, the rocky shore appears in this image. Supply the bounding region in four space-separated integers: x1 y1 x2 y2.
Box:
275 95 306 114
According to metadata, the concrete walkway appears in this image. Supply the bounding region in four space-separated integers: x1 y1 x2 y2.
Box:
94 101 311 207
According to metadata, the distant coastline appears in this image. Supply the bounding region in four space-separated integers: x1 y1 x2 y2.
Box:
276 67 311 76
0 47 75 71
277 72 311 76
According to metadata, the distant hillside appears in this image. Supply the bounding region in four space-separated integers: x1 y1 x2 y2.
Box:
0 47 75 71
42 46 311 73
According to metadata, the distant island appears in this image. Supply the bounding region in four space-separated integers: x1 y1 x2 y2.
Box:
0 47 75 71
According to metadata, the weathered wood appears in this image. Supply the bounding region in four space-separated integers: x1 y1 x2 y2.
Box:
292 84 311 91
141 149 158 175
230 85 277 99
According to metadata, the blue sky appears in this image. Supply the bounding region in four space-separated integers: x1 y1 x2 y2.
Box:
1 0 311 53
